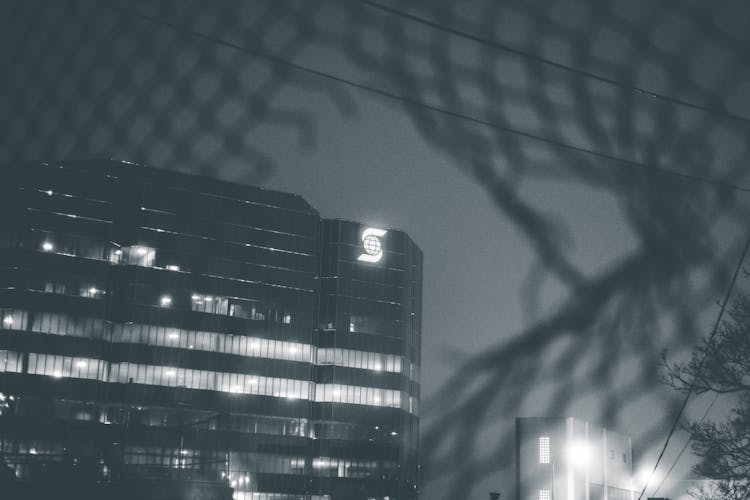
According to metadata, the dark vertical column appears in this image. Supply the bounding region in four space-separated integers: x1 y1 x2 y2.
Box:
21 311 34 374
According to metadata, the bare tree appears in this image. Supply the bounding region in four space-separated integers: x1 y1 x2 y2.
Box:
688 480 750 500
663 284 750 500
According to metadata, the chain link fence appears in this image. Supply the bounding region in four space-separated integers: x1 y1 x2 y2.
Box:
2 1 750 498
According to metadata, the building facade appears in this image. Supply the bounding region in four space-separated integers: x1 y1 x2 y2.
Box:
516 417 634 500
0 159 422 500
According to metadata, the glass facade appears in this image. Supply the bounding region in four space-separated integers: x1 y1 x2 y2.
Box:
0 160 422 500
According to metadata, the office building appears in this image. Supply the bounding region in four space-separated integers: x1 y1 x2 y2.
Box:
0 159 422 500
516 417 635 500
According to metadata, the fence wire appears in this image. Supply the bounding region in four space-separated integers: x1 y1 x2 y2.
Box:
2 0 750 498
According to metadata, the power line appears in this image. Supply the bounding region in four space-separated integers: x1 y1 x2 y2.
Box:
86 2 750 195
359 0 750 127
650 392 719 497
637 231 750 500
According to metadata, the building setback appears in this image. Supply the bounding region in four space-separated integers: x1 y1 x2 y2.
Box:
0 159 422 500
516 417 634 500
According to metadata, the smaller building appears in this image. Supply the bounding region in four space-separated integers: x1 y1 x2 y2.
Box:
516 417 635 500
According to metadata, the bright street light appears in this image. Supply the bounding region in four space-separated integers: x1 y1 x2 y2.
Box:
567 441 591 468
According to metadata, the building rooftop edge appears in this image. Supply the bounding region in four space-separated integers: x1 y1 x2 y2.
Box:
12 158 422 251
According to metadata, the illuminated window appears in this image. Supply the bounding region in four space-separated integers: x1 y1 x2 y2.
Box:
109 248 122 263
539 490 551 500
192 294 229 315
539 436 550 464
80 286 103 299
123 245 156 267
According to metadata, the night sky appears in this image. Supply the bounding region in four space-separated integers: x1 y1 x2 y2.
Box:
3 1 750 498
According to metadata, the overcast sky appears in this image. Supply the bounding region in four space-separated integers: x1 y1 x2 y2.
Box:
3 1 750 498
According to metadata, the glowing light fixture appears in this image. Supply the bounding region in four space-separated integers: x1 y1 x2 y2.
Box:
635 465 661 490
2 316 13 326
136 247 148 256
357 227 387 263
160 295 172 307
41 241 54 252
567 441 591 468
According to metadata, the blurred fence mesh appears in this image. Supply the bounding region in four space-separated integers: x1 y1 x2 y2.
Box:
2 0 750 498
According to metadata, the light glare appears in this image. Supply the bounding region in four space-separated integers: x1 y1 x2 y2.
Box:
567 441 591 467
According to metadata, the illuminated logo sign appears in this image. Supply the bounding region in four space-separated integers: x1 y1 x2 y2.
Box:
357 227 387 263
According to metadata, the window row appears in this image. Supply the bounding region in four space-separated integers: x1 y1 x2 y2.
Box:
133 285 294 325
315 384 400 408
0 350 22 373
122 447 307 477
111 322 312 363
30 229 112 261
311 421 401 442
233 494 331 500
33 281 106 299
309 456 398 479
28 311 106 338
1 352 408 410
24 231 310 293
317 347 401 373
1 309 29 331
110 362 312 399
27 354 107 381
190 293 291 324
21 311 407 374
116 242 313 286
